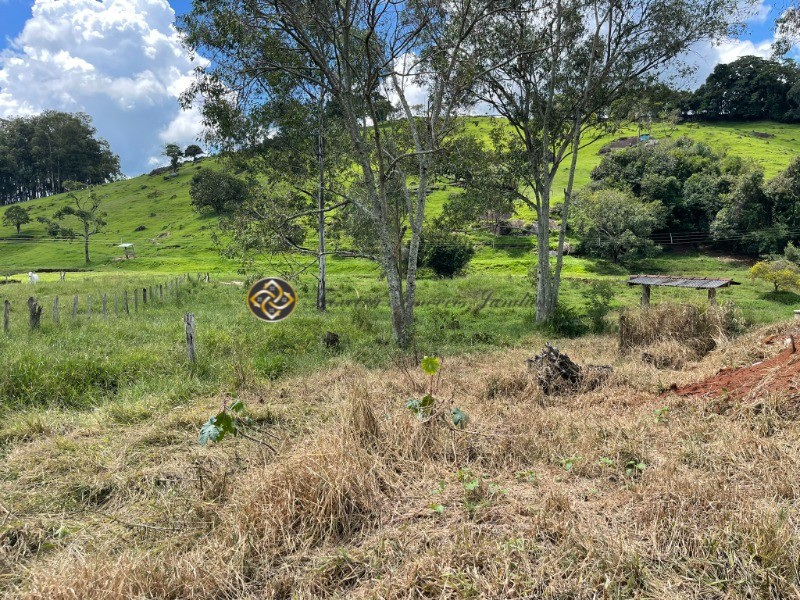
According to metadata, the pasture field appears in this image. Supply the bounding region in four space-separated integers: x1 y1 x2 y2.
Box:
2 119 800 597
2 287 800 596
2 119 800 273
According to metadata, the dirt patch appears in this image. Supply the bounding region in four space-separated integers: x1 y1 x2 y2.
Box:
670 336 800 400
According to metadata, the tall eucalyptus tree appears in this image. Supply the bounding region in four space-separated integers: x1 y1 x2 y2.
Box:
467 0 747 321
180 0 490 345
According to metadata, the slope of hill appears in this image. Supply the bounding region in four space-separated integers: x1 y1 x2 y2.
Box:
2 119 800 274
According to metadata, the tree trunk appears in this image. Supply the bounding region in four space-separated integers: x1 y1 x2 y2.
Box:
84 224 90 264
316 93 327 312
536 183 555 321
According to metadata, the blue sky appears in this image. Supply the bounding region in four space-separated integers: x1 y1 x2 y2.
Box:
0 0 793 176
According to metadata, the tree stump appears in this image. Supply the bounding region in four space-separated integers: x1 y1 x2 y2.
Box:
527 343 611 395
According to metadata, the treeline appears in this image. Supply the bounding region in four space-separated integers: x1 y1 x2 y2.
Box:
650 56 800 123
572 137 800 262
0 111 120 205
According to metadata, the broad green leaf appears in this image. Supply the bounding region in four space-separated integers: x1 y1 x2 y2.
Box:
229 399 245 413
199 418 221 445
429 503 445 514
464 479 480 491
451 407 468 428
216 411 238 437
419 394 435 409
407 394 435 419
421 356 441 376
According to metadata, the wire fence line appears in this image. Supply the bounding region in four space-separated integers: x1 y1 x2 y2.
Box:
1 272 212 334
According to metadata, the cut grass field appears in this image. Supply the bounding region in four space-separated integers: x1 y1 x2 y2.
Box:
3 314 800 598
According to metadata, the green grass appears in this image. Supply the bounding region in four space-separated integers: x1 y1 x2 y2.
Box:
3 119 800 274
0 258 794 425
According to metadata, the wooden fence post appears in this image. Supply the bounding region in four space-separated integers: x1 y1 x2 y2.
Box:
159 284 163 299
134 289 139 312
123 291 129 315
143 287 147 305
184 313 197 363
28 297 42 330
87 295 92 319
102 294 108 321
72 296 78 319
3 300 9 333
53 296 59 325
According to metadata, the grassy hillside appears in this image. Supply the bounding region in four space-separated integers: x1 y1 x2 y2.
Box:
2 119 800 274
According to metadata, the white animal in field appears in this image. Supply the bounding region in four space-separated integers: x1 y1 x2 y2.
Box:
28 272 39 284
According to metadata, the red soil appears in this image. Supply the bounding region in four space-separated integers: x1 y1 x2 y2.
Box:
670 342 800 400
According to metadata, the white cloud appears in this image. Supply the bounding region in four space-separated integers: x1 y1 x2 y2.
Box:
747 0 772 24
670 36 776 90
0 0 207 175
387 53 429 112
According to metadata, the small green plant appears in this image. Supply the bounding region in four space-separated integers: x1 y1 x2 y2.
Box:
198 399 275 450
456 468 503 516
625 460 647 477
560 455 581 472
598 457 615 468
515 469 537 483
653 406 670 423
199 399 247 445
406 356 469 429
582 281 616 333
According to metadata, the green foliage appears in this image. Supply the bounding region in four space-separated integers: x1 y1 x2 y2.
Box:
421 355 441 375
451 407 468 429
0 110 120 203
572 189 663 264
2 205 31 235
406 394 435 419
750 259 800 292
625 460 647 478
589 138 721 233
405 356 468 429
418 229 475 278
785 241 800 265
163 143 183 173
184 144 204 159
51 185 107 264
198 399 245 445
693 56 800 122
190 169 250 215
582 281 616 333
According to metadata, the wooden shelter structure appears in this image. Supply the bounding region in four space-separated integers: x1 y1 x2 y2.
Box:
626 275 739 307
118 242 136 259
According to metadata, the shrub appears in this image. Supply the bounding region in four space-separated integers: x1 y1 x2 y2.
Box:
582 281 616 333
750 259 800 292
418 229 475 277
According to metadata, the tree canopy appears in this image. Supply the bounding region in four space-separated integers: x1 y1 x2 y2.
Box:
0 111 120 205
693 56 800 122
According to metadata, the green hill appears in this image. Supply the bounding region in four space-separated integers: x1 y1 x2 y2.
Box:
2 119 800 274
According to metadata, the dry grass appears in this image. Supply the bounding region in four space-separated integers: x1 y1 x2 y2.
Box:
3 328 800 598
619 302 741 360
